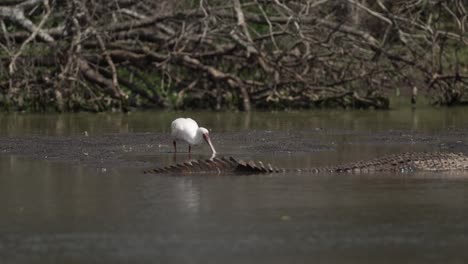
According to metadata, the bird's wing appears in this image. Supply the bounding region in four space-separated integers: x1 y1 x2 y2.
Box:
184 118 199 128
171 118 199 142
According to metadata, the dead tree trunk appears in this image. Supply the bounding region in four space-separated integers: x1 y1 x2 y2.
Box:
0 0 467 111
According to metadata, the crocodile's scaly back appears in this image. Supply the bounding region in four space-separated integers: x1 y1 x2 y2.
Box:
330 152 468 173
144 152 468 175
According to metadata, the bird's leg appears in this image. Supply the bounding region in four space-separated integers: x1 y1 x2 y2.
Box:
172 140 177 162
188 145 192 159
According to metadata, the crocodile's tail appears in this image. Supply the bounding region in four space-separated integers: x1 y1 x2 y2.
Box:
143 156 284 175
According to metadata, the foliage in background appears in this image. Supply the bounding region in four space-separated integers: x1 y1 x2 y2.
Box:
0 0 467 112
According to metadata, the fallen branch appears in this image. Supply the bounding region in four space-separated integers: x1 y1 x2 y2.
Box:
8 0 53 75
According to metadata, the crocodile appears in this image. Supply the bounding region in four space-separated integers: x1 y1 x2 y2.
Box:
144 151 468 175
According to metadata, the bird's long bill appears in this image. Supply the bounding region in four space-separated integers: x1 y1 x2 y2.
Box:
203 134 217 155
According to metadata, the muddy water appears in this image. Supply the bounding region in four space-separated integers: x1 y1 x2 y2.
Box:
1 108 468 263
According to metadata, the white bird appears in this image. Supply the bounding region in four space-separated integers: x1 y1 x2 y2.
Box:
171 118 216 155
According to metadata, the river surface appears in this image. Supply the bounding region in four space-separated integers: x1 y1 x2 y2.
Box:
1 108 468 263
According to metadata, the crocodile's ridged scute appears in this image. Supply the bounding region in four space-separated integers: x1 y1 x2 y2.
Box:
144 156 284 174
144 152 468 175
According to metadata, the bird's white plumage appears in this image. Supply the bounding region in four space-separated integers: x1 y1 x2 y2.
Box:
171 118 201 145
171 117 216 154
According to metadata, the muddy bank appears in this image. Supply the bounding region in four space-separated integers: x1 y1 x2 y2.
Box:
0 133 164 168
0 128 467 169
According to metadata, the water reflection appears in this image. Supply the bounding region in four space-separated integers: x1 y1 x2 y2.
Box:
174 179 201 213
0 107 468 136
1 109 468 263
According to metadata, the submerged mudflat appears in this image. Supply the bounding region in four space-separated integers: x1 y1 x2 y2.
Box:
0 125 466 170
